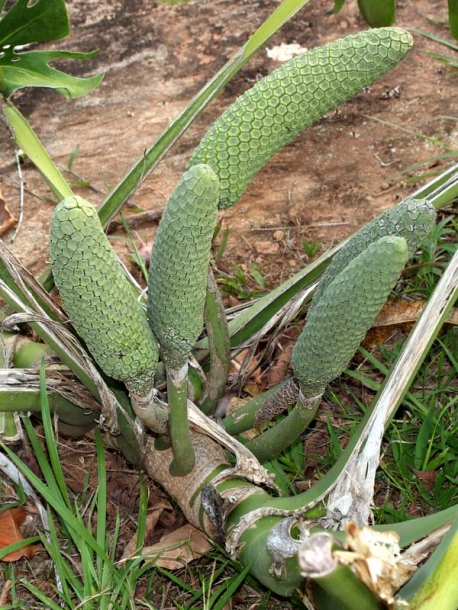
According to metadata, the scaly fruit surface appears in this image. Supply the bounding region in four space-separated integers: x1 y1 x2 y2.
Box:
147 164 219 369
50 196 159 395
188 27 413 209
313 198 436 307
291 235 409 398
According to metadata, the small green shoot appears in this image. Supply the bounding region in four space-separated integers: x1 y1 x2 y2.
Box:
302 236 322 258
66 145 81 171
217 263 268 300
213 225 230 264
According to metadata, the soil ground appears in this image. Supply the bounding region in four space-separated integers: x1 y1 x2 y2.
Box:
1 0 458 608
1 0 457 283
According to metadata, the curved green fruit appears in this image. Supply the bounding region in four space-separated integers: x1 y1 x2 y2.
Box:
50 196 159 396
147 164 219 370
291 235 409 397
313 198 436 307
188 27 413 209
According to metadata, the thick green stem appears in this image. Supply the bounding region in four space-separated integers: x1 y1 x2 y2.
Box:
313 567 384 610
139 423 458 598
245 392 322 463
235 513 304 596
199 270 230 415
167 365 196 477
298 532 385 609
222 383 285 436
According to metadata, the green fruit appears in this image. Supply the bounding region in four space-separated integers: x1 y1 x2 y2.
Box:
13 340 55 368
147 164 219 370
291 235 409 397
313 198 436 307
188 27 413 209
50 196 159 396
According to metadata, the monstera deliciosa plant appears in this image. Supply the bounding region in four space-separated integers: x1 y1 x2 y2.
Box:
1 0 458 608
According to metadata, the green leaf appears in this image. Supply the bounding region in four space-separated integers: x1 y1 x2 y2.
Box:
0 0 69 46
243 0 311 58
0 0 104 98
448 0 458 40
327 0 347 15
0 49 104 98
2 100 73 198
399 517 458 609
357 0 395 27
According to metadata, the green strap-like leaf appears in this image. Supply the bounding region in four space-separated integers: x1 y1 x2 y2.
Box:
2 100 73 200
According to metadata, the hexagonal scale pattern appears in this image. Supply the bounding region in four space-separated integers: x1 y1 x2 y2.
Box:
50 196 159 395
313 199 436 306
188 28 413 209
147 164 219 370
291 236 409 398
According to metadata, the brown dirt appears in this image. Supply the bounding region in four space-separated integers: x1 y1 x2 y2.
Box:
1 0 457 285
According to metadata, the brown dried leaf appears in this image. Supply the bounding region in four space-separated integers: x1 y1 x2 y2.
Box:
364 300 458 347
0 507 39 562
266 344 293 388
0 190 17 237
139 523 212 570
121 499 172 561
231 349 262 386
243 382 261 397
374 299 458 328
407 465 438 492
363 326 398 349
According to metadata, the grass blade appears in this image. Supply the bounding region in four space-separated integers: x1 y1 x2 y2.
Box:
38 362 72 505
2 442 111 562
